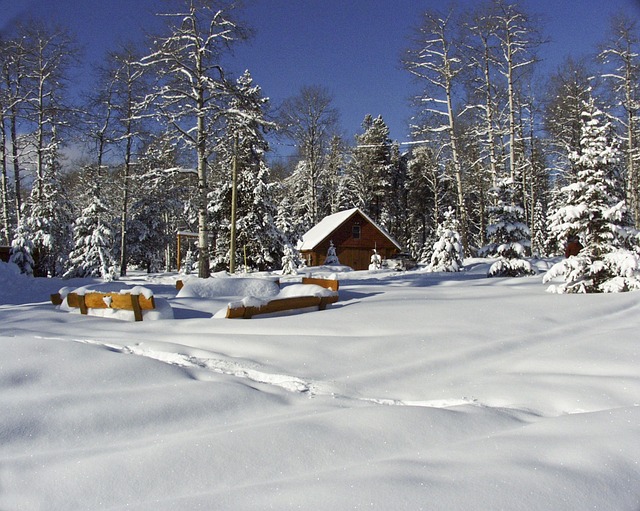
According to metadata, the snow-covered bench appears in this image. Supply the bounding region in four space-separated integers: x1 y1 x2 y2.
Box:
225 278 339 319
50 290 156 322
225 294 338 319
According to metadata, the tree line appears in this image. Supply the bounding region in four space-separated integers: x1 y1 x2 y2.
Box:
1 0 639 285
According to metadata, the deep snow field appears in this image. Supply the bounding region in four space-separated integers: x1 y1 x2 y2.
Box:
1 259 639 510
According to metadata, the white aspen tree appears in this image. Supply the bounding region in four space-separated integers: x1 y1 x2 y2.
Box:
599 16 640 228
404 8 469 252
21 23 77 204
1 35 28 225
16 22 77 276
492 0 544 194
0 76 10 243
107 46 148 276
464 7 503 189
277 85 339 225
138 0 246 278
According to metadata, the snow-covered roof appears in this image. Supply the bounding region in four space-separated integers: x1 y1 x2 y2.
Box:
297 208 402 251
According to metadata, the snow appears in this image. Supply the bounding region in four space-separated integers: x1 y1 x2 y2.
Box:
1 259 639 510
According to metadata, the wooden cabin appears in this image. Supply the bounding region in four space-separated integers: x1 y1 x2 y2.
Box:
297 208 402 270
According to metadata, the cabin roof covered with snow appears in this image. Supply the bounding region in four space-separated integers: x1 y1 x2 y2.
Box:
297 208 401 251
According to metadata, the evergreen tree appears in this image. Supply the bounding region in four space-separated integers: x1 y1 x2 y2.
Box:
209 71 284 271
544 97 640 292
280 244 299 275
427 207 464 272
344 115 394 224
65 182 116 280
21 151 73 277
485 177 535 277
407 144 449 260
126 136 184 273
8 222 34 275
530 199 548 258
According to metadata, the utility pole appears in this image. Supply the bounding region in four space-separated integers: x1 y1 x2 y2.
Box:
229 133 239 273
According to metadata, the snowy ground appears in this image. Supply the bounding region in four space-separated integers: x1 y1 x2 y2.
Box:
1 259 639 510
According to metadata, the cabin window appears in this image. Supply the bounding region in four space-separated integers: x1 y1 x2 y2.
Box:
352 225 361 239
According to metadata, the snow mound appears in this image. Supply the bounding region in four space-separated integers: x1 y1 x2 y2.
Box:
278 283 337 298
0 261 66 304
177 275 280 299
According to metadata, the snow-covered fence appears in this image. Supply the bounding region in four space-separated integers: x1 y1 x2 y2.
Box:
51 291 156 322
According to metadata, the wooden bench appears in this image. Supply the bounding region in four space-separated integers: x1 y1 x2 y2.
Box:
226 277 339 319
51 292 155 322
225 294 338 319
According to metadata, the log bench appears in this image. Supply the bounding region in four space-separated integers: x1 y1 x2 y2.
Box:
50 291 156 322
225 294 338 319
226 277 339 319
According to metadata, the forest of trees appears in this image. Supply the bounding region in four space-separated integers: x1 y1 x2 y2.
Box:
1 0 639 291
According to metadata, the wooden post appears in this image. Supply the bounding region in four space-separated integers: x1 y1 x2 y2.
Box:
78 294 88 315
130 294 143 322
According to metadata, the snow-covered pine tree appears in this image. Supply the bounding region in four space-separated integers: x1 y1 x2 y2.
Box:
9 222 35 275
544 97 640 292
418 229 438 266
65 180 117 280
406 145 449 261
280 244 301 275
209 71 285 272
484 177 535 277
427 207 464 272
531 199 548 258
21 146 73 277
126 137 183 273
343 115 394 225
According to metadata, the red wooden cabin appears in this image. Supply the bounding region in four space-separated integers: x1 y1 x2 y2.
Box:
297 208 402 270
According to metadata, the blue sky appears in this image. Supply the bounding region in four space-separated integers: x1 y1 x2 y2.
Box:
2 0 640 158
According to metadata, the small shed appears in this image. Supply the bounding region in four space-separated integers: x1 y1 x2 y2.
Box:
297 208 402 270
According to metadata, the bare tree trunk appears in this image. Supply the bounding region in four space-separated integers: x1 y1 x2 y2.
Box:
446 86 469 252
1 113 10 244
7 73 22 224
196 94 210 278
